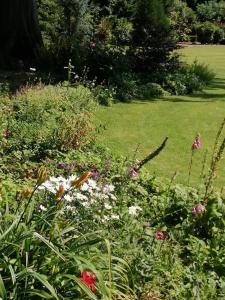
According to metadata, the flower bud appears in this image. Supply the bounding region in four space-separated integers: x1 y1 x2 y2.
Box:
55 184 65 199
37 166 48 185
71 171 91 187
21 187 33 197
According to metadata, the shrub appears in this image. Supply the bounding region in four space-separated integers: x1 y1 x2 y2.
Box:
195 21 224 44
0 84 97 161
138 83 167 99
0 82 9 97
196 1 225 23
113 72 139 102
165 73 190 95
195 21 217 44
94 85 116 106
164 61 215 95
190 60 215 84
214 26 225 43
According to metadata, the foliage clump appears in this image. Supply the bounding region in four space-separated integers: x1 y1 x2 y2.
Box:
0 84 96 161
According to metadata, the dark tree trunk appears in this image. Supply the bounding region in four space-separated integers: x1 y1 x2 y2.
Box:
0 0 43 67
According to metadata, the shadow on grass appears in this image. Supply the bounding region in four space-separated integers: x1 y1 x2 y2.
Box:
179 77 225 102
128 77 225 104
209 79 225 90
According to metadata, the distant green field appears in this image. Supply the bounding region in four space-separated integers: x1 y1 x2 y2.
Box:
95 46 225 187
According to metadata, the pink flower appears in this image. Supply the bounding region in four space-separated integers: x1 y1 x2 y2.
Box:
90 42 96 49
128 164 138 177
192 135 201 150
154 231 166 240
131 170 138 177
192 204 205 215
92 171 99 178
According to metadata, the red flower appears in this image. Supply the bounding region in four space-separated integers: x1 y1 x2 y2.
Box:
80 271 97 292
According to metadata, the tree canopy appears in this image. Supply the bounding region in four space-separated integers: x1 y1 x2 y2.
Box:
0 0 43 67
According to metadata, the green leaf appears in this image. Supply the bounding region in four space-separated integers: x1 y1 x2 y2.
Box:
0 274 7 300
65 275 98 300
28 270 59 300
33 232 65 261
8 264 16 285
0 214 21 242
28 289 55 299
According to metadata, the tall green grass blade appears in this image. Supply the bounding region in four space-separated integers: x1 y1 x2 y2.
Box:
28 270 59 300
0 274 7 300
33 232 65 261
0 214 21 242
65 275 98 300
28 289 55 299
8 264 16 285
105 239 112 300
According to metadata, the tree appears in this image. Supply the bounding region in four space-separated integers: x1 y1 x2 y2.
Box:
132 0 177 74
0 0 43 67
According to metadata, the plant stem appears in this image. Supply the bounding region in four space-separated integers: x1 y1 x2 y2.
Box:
188 149 194 186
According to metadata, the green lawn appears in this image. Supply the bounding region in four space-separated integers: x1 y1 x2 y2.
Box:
95 46 225 187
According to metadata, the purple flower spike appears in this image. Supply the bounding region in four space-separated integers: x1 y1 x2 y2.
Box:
192 135 201 150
